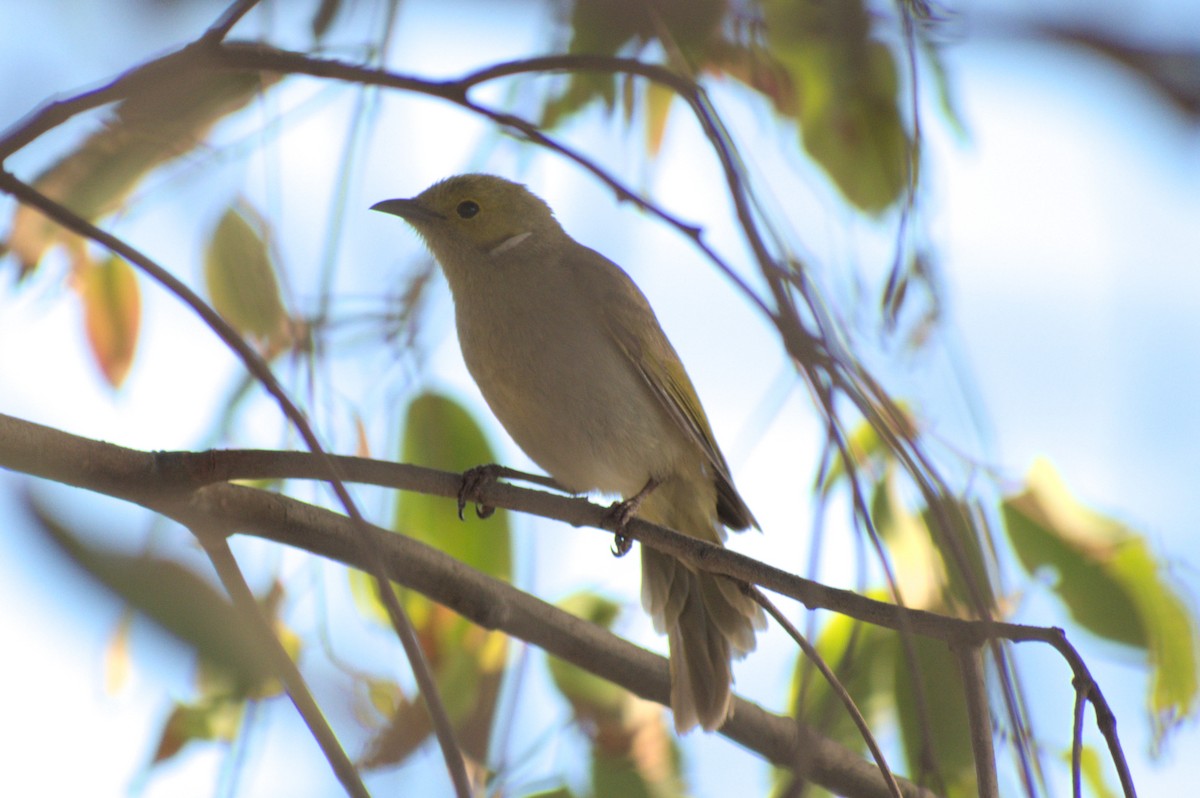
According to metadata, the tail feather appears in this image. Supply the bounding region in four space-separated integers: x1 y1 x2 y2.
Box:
642 546 765 732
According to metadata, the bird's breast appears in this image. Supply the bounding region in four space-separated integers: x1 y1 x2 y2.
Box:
452 278 686 497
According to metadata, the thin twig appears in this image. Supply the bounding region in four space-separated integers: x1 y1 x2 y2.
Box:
196 527 369 798
752 587 904 798
1072 680 1087 798
203 0 262 43
953 642 999 798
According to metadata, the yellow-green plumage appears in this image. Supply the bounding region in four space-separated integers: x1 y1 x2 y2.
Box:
373 174 765 732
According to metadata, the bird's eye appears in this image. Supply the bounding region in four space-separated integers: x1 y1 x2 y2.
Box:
456 200 480 219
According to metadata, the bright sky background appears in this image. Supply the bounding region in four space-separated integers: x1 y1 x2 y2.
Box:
0 1 1197 796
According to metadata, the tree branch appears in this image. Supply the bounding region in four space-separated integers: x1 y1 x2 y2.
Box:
0 411 937 798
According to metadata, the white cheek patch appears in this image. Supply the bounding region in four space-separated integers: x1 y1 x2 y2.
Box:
489 231 532 256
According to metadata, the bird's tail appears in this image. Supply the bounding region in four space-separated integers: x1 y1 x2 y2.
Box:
641 545 765 732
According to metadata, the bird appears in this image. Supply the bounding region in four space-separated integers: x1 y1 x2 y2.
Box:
372 174 765 732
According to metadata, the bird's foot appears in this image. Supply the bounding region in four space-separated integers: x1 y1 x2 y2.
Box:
605 477 660 558
457 464 503 520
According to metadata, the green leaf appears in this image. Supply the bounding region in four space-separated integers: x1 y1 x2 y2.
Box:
790 612 894 748
204 203 289 348
764 0 912 212
543 0 723 128
521 789 578 798
394 392 512 580
894 636 976 797
1072 745 1121 798
151 697 245 766
547 593 629 723
818 403 916 494
352 392 511 768
921 495 997 615
1003 459 1199 739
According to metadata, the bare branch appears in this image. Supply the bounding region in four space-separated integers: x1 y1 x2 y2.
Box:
754 587 904 798
954 643 999 798
196 527 369 798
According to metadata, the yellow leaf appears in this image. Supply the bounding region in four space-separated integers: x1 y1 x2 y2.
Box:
103 610 135 695
644 81 674 157
77 252 141 389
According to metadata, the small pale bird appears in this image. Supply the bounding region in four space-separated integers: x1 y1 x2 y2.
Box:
372 174 765 732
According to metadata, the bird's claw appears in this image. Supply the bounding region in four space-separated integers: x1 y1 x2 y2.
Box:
458 464 500 520
604 477 659 558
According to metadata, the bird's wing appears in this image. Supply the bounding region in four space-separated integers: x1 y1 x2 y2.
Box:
577 247 759 531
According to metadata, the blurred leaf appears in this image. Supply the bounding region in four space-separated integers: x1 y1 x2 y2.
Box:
894 636 976 797
919 34 969 141
548 593 629 723
6 50 273 277
548 592 684 798
354 413 371 458
522 790 578 798
362 676 403 722
76 252 141 388
764 0 912 212
1072 745 1121 798
395 393 512 581
544 0 723 128
104 609 135 696
709 39 799 117
151 697 245 766
644 81 675 156
1003 459 1199 738
204 203 289 350
921 495 996 615
1004 460 1147 647
819 403 915 494
353 392 510 768
27 496 274 693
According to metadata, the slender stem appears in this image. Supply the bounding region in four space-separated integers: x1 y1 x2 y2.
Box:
198 529 369 798
954 643 999 798
1072 680 1087 798
753 587 904 798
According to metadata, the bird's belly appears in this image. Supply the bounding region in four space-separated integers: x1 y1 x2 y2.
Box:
459 317 684 498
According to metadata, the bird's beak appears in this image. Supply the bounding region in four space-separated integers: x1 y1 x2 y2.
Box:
370 198 444 222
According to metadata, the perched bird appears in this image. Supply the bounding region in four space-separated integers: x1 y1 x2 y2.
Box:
372 174 764 732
